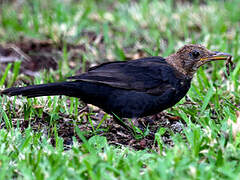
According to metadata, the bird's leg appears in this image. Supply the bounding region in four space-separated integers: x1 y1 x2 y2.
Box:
144 116 155 125
112 116 150 136
112 115 135 134
130 117 154 136
128 117 145 133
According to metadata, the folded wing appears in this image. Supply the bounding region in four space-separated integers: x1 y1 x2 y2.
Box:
68 57 176 95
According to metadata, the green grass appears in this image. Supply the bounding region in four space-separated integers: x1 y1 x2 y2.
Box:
1 0 240 179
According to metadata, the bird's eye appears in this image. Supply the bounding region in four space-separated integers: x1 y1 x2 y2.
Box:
191 50 200 59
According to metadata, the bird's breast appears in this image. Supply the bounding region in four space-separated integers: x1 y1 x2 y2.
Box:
174 78 191 101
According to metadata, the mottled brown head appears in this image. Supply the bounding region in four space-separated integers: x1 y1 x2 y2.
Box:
166 44 232 78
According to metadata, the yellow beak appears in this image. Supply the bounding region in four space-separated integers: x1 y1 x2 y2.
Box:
200 52 232 62
200 51 232 61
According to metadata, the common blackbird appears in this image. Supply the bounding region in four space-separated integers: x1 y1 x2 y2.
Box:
1 44 232 132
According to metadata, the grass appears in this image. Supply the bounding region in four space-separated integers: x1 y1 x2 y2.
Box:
1 0 240 179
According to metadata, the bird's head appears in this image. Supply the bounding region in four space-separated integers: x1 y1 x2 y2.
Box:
166 44 232 78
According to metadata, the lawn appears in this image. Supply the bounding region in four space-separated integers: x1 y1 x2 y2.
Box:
0 0 240 179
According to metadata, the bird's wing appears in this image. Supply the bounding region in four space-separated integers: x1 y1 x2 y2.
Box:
68 57 176 95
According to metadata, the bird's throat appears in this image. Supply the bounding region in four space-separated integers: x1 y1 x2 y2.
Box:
165 55 192 78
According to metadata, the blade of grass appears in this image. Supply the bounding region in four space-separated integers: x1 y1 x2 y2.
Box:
200 85 214 114
8 61 21 88
0 63 12 86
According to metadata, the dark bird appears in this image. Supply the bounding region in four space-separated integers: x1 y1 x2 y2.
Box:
1 44 232 132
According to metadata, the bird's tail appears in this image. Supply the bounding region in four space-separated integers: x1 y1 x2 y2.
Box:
1 81 79 98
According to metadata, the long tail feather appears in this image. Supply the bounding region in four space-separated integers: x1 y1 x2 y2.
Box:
1 82 78 98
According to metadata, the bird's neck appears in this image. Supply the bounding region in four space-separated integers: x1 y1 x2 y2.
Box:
165 55 194 79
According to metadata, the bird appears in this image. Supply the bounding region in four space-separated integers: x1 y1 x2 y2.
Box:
1 44 232 133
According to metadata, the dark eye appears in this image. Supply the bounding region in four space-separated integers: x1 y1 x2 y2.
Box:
191 50 200 59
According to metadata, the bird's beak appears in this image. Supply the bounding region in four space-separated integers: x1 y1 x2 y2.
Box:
200 51 232 62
